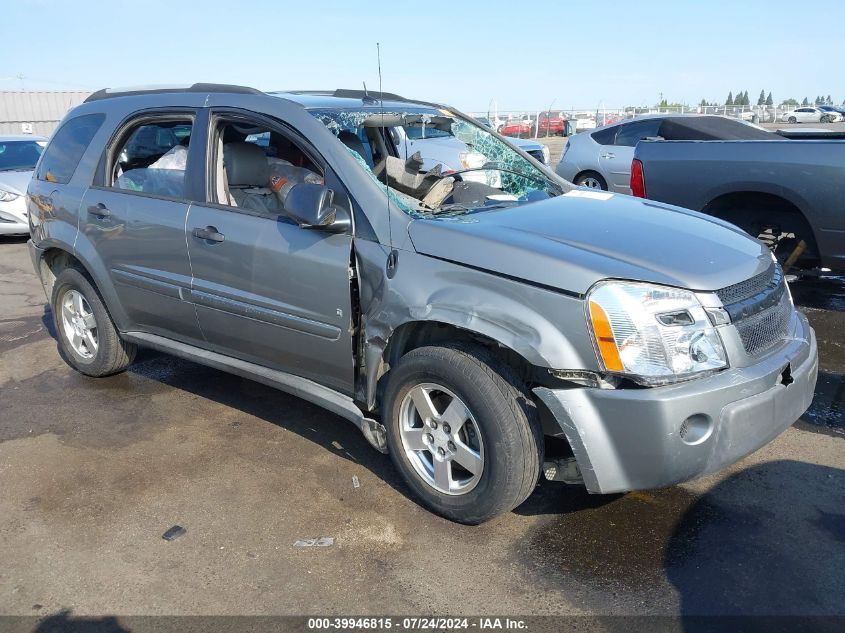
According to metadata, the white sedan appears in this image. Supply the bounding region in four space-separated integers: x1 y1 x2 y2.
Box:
0 135 46 236
780 107 837 124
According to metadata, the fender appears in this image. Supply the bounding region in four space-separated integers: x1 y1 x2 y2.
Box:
700 181 811 216
353 240 597 409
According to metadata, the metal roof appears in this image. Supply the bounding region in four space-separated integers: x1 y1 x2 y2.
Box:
0 90 91 136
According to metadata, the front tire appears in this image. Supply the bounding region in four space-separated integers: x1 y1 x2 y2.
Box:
787 116 797 123
52 268 136 377
383 345 542 524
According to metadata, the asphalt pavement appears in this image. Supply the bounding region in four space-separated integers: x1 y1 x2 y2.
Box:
0 236 842 622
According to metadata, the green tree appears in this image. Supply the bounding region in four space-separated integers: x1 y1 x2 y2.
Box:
726 91 733 106
782 98 799 106
766 92 773 106
801 97 809 106
826 95 833 105
758 90 766 106
743 91 751 106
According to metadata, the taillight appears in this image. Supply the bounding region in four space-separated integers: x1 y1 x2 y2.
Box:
630 158 646 198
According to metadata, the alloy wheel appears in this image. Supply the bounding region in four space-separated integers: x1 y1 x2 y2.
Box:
398 383 484 495
60 289 98 359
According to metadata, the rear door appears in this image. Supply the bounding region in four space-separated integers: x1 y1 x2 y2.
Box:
601 118 662 193
80 110 204 343
186 108 355 395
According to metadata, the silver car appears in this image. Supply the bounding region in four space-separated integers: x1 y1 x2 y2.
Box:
0 135 46 235
27 86 817 524
556 115 775 194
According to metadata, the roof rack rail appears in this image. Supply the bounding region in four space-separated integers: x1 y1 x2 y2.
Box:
280 89 408 102
332 88 407 101
84 83 263 103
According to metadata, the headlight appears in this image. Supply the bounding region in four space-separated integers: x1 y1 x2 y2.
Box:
587 281 728 385
0 189 20 202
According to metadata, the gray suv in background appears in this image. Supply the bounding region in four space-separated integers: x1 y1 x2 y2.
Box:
27 84 817 524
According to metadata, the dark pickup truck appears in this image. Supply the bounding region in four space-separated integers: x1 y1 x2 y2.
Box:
631 139 845 271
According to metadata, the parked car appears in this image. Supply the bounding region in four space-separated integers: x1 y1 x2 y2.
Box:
0 135 46 236
475 117 551 163
535 111 567 136
556 115 777 193
28 84 817 524
498 119 532 138
632 137 845 271
817 105 845 122
780 107 836 123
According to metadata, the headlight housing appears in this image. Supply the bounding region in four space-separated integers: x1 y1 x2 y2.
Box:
587 280 728 386
0 189 20 203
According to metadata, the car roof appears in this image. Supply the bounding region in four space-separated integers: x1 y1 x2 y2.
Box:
81 83 450 115
0 134 47 142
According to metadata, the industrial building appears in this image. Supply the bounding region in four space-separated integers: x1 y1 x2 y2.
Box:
0 90 91 136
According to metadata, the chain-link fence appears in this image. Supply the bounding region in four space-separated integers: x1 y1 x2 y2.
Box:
468 103 843 140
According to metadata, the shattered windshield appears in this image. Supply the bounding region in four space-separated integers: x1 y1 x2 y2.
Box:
310 108 562 217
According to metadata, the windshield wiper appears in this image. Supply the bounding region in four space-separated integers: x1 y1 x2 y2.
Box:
429 201 520 216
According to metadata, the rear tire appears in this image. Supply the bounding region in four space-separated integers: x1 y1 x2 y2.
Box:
382 344 542 524
575 171 608 190
51 268 136 377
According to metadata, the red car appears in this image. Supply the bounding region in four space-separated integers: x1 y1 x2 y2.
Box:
498 119 532 138
536 111 567 136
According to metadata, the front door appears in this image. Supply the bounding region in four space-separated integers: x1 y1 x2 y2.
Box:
80 112 203 344
187 110 355 394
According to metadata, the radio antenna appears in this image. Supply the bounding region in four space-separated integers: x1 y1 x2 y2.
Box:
377 42 393 246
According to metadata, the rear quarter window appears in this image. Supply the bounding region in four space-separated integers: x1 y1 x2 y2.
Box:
613 119 663 147
590 126 617 145
36 113 105 184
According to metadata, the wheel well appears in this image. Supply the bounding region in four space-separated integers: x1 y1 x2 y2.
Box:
382 321 534 386
702 192 819 262
38 248 88 298
575 170 606 185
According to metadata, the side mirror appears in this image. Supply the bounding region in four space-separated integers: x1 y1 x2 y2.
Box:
284 183 349 232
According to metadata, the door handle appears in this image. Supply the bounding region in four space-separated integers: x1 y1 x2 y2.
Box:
87 203 111 218
192 226 225 243
602 152 615 159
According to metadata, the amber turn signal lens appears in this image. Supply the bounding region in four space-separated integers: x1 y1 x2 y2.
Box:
589 300 624 372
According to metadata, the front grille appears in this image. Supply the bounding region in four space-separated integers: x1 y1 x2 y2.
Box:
717 263 792 356
734 291 792 356
716 263 776 305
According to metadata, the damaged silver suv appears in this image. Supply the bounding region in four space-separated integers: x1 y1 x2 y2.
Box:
27 85 818 523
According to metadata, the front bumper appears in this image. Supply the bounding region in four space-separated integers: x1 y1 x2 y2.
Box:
0 198 29 235
0 220 28 235
534 311 818 494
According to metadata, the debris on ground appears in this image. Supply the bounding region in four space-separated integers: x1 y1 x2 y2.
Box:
352 475 360 489
294 537 335 547
161 525 187 541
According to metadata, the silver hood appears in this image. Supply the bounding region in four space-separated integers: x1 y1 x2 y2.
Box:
0 170 35 196
408 192 771 296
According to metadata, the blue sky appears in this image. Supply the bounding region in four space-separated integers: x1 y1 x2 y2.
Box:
3 0 843 112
